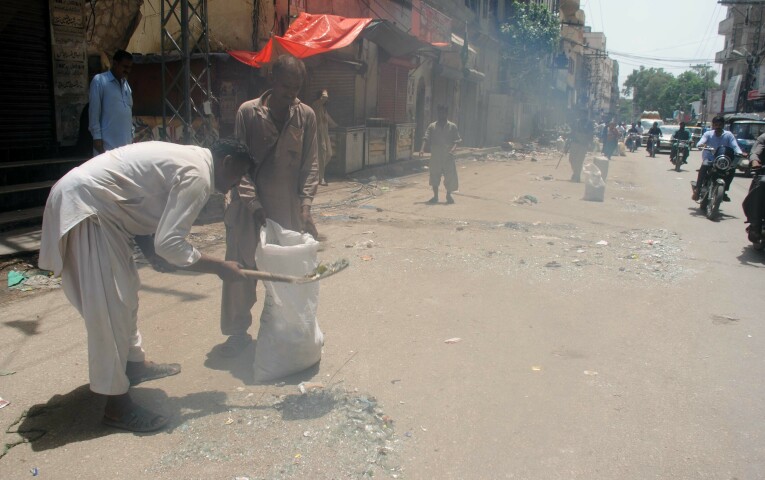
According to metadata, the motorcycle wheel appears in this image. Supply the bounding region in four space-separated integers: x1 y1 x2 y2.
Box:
706 184 723 221
675 157 682 172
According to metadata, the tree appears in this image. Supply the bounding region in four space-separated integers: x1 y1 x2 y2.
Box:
498 1 560 98
616 97 633 123
623 66 718 119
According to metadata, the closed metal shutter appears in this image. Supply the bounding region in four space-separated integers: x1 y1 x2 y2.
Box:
377 63 408 124
0 0 55 161
306 61 357 127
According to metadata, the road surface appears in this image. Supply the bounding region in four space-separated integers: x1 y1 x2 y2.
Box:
1 146 764 479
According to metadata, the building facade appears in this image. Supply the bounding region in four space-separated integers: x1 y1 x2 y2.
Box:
714 2 765 114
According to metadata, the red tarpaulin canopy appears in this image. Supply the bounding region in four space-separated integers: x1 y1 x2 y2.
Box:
228 13 373 68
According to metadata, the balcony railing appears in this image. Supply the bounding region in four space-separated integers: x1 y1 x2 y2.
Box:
718 16 734 36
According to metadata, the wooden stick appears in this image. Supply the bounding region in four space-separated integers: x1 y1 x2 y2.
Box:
241 259 349 284
241 269 309 284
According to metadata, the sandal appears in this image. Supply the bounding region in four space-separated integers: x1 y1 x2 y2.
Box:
127 361 181 386
103 404 169 432
216 334 253 358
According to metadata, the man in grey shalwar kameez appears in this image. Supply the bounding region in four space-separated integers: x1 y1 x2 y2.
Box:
217 55 320 357
420 105 462 204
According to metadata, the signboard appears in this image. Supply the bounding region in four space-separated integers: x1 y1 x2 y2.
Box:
49 0 87 146
748 89 763 101
413 1 451 45
724 75 742 113
708 89 724 114
759 64 765 94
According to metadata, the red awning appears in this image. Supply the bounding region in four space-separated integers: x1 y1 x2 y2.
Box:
229 13 373 68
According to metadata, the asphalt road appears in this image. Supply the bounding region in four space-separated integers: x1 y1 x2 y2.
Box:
1 146 764 479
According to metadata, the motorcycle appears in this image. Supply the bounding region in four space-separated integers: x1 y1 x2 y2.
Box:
647 134 659 157
671 140 689 172
691 146 743 221
626 133 640 152
742 161 765 251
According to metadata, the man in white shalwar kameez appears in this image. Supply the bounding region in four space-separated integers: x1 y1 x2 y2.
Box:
39 140 251 432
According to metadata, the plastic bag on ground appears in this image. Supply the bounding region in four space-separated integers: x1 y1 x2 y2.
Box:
253 219 323 383
583 162 606 202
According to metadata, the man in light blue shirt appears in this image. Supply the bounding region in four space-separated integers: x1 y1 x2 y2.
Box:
89 50 134 154
693 115 745 201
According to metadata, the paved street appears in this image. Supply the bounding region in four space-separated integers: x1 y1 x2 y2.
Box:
1 147 765 479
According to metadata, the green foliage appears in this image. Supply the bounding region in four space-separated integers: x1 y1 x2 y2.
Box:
500 1 560 58
498 1 560 96
616 97 634 123
623 65 718 119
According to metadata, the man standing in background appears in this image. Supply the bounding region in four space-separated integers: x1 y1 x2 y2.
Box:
419 105 462 205
89 49 134 154
311 89 337 186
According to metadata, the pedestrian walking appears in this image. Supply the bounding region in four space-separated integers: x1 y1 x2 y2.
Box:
568 117 592 182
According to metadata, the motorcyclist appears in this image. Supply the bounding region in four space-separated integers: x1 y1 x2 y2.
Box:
670 122 692 164
626 123 640 149
693 115 745 202
647 121 662 152
742 132 765 242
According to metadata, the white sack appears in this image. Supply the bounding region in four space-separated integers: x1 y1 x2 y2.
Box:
583 162 606 202
253 219 323 383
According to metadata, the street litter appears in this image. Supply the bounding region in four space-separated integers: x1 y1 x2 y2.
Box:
7 271 24 287
545 261 562 268
0 397 9 409
224 417 234 425
360 255 373 261
712 315 739 325
252 220 324 383
596 240 609 246
354 239 376 249
298 382 325 394
444 337 462 344
531 366 542 371
515 194 539 205
7 269 61 291
583 370 598 376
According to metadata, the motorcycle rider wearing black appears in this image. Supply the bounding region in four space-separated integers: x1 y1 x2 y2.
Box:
694 115 745 202
742 132 765 242
647 122 662 151
670 122 691 164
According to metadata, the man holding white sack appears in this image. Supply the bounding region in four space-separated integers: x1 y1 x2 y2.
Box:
217 54 320 357
39 140 251 432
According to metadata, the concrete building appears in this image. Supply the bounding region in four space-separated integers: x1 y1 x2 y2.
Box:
583 27 617 120
714 1 765 113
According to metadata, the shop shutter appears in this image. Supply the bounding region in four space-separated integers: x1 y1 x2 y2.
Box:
377 63 409 124
0 0 55 160
306 61 357 127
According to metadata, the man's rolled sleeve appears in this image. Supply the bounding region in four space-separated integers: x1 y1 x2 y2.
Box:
234 104 261 210
299 109 319 206
154 173 210 267
88 78 103 140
